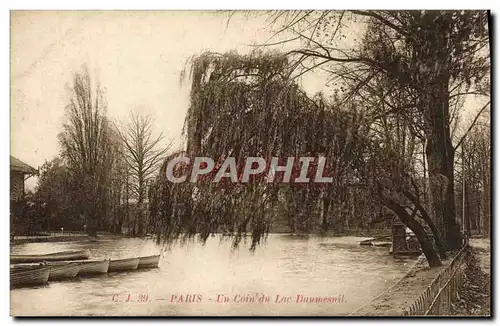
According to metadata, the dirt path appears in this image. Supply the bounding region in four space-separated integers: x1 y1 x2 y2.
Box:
451 238 491 316
469 238 490 276
354 255 449 316
354 239 491 316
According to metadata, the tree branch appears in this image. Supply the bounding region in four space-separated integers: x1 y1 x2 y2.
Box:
454 101 490 151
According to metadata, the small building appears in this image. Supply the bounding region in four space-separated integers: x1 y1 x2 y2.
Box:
10 156 37 202
10 156 38 239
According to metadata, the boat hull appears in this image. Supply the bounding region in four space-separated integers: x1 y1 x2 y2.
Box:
48 263 80 281
108 258 139 272
11 250 91 264
372 241 392 248
11 267 50 288
10 264 44 271
78 260 110 275
138 255 160 269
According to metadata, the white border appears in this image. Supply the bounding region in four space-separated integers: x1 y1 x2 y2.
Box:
4 0 499 10
3 2 498 325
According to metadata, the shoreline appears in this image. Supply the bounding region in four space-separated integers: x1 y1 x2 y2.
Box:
11 230 387 245
354 239 491 316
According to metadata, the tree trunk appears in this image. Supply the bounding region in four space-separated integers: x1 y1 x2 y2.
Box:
481 167 490 235
476 197 481 235
133 213 137 237
424 78 462 251
402 189 446 259
86 215 98 237
84 201 99 236
126 173 130 235
384 198 442 267
137 179 144 237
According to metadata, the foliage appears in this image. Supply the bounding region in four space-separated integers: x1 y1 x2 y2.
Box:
263 10 490 256
58 65 116 235
36 157 80 229
150 51 370 250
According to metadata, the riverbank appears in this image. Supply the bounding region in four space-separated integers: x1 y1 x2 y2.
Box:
353 254 450 316
11 230 388 245
11 233 117 245
12 235 87 245
354 238 491 316
269 227 391 238
451 238 491 316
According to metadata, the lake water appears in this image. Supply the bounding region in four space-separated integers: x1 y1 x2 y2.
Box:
10 235 417 316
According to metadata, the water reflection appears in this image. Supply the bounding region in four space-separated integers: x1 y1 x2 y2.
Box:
10 235 416 316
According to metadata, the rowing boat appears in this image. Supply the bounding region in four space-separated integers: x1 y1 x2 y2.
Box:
47 263 81 281
108 257 139 272
10 250 91 264
10 263 47 272
11 262 80 281
10 267 50 288
138 255 160 269
78 259 110 275
372 241 392 248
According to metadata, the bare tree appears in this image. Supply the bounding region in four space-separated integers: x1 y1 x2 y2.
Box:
58 65 112 236
118 110 172 236
455 111 491 237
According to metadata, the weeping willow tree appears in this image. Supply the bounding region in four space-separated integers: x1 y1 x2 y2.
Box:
149 51 368 250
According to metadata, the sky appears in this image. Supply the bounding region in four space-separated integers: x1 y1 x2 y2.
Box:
11 11 285 189
10 11 489 190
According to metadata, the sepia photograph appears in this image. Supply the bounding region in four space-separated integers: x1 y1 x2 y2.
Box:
9 9 491 317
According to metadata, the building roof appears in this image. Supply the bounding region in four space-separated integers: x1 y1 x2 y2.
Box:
10 156 38 174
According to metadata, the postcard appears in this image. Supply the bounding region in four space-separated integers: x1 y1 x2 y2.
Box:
10 10 491 317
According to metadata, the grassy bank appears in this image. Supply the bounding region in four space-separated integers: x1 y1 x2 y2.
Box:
451 240 491 316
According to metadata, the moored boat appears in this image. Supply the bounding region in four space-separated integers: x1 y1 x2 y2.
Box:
77 259 110 275
372 241 392 248
10 267 50 288
10 263 44 271
359 238 375 246
108 257 139 272
10 250 91 264
138 255 160 269
47 263 81 281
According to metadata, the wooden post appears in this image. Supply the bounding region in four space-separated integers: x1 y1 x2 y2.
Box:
392 222 407 254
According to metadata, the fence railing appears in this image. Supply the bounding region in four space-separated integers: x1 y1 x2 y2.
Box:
403 245 469 316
